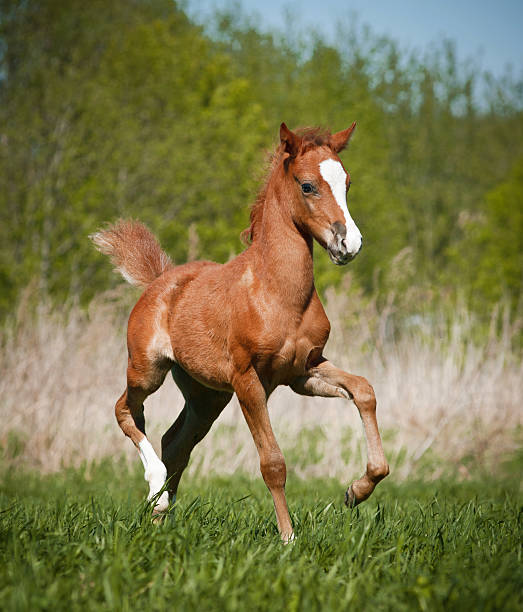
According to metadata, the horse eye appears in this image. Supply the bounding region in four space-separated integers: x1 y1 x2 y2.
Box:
301 183 314 194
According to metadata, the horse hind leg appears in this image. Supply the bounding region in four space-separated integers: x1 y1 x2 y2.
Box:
161 364 232 500
115 356 172 514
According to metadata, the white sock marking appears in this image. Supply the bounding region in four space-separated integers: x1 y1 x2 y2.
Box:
319 158 362 255
138 438 169 512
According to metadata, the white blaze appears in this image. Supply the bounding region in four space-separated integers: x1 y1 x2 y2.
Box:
319 158 362 254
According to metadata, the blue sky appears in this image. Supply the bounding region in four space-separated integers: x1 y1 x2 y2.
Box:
188 0 523 78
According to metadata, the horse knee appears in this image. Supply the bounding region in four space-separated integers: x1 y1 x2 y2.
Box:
353 377 376 413
260 450 286 489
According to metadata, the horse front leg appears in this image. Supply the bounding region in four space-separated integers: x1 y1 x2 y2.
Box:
291 358 389 506
234 369 294 543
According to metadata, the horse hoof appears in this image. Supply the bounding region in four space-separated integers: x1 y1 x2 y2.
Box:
344 485 359 508
151 499 169 525
149 490 169 517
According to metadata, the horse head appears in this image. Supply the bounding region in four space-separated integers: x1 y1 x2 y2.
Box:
279 122 361 265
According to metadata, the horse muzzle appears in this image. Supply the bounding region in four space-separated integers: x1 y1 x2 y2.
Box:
327 221 362 265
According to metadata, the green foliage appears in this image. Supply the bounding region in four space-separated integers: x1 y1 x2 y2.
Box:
448 157 523 309
1 0 522 320
0 461 521 610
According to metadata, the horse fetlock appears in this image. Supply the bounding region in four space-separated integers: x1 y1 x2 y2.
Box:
366 461 390 482
344 485 358 508
345 475 373 507
150 490 169 513
260 454 287 489
145 461 167 496
146 463 169 514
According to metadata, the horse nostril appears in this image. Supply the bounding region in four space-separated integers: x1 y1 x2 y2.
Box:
341 238 347 250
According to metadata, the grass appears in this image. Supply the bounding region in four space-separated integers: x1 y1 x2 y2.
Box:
1 459 521 611
1 293 521 609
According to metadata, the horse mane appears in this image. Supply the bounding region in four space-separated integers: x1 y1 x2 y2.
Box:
241 127 334 244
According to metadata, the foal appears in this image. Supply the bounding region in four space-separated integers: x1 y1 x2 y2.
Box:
91 122 389 542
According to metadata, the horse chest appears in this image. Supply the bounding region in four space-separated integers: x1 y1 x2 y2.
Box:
258 310 330 385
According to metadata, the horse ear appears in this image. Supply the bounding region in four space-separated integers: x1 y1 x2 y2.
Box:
280 122 300 157
331 122 356 153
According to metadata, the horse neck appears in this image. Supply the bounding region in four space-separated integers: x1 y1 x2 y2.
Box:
250 171 315 309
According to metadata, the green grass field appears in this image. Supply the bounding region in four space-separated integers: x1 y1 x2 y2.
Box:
0 459 521 611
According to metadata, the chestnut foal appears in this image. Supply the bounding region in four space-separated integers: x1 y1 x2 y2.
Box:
91 123 389 541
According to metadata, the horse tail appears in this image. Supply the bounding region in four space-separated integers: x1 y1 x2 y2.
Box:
90 219 173 288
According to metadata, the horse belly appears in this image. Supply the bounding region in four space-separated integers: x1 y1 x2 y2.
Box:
169 326 231 392
169 303 233 392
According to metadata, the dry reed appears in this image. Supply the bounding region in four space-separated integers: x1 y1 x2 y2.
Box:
1 283 521 482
